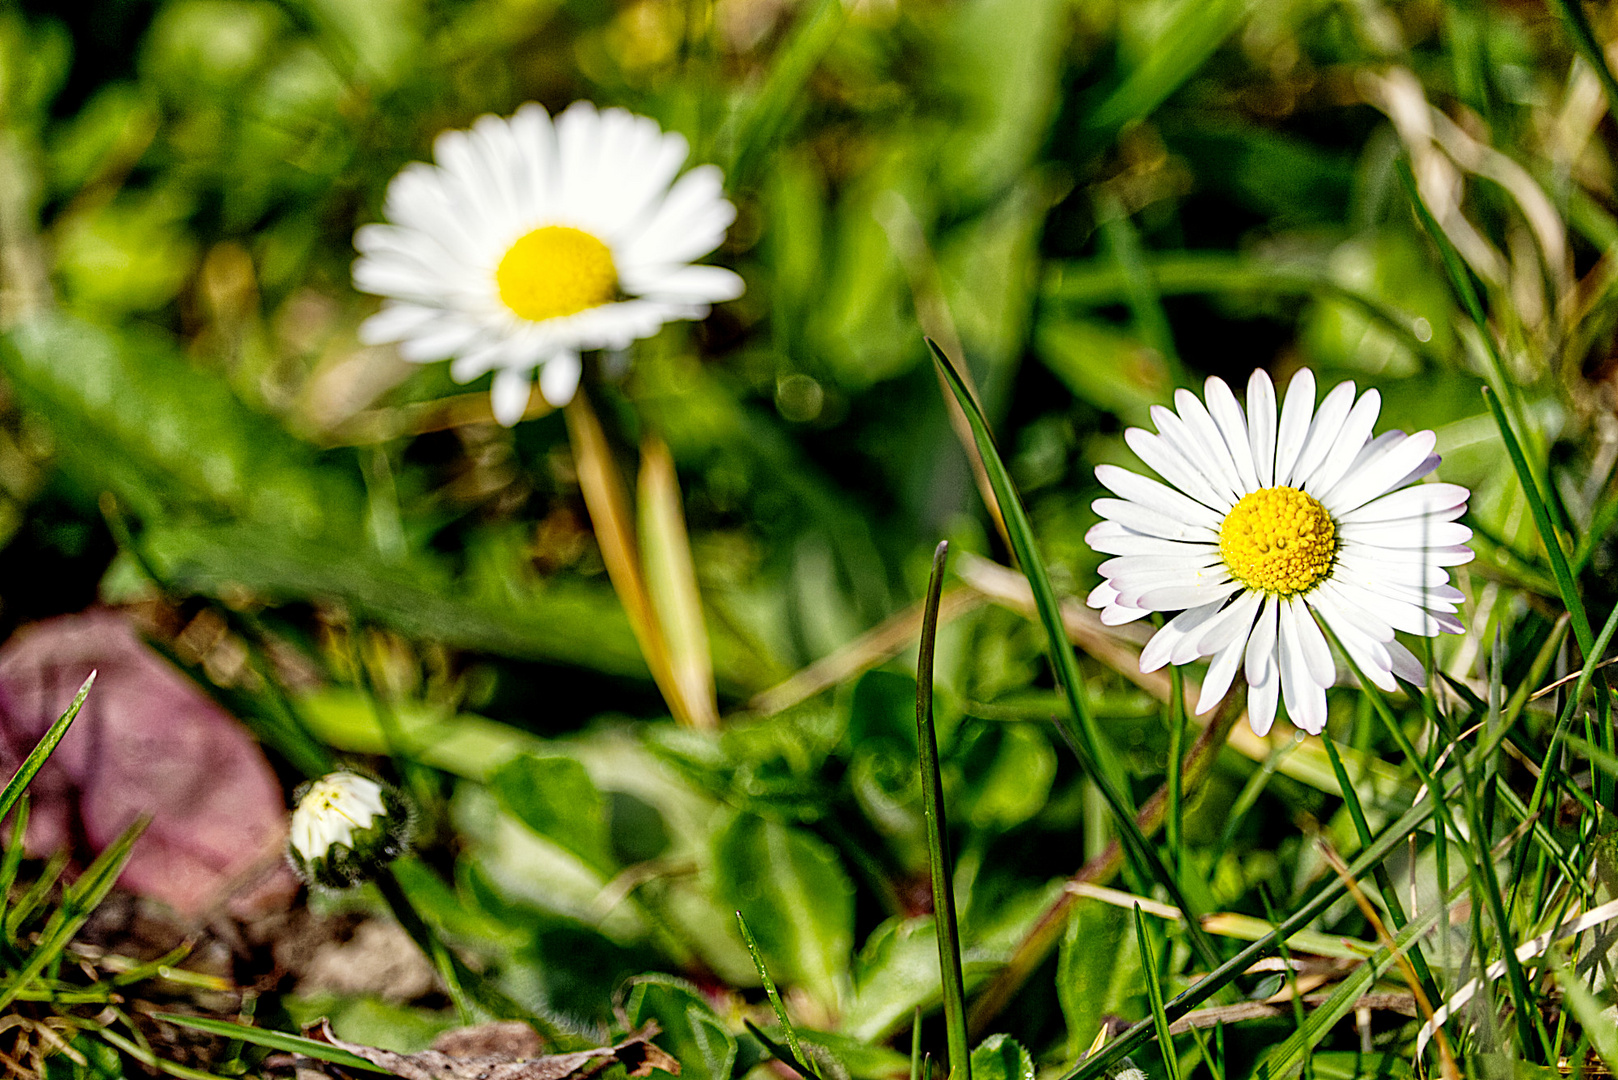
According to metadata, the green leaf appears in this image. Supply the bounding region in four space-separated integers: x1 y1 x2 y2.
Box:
0 671 93 826
490 755 614 876
623 975 736 1080
956 723 1056 832
969 1036 1032 1080
1056 901 1131 1057
713 811 854 1010
0 313 360 534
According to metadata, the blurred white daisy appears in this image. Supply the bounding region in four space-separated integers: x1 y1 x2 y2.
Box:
1086 369 1473 736
289 771 387 863
352 102 745 425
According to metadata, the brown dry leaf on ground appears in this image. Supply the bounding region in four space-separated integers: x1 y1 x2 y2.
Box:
0 608 296 919
318 1021 681 1080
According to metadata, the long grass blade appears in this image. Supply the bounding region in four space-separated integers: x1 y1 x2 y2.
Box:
0 814 146 1012
928 338 1220 971
916 541 970 1080
1482 385 1595 658
737 910 820 1079
0 670 94 826
1543 0 1618 132
151 1015 385 1073
1133 904 1181 1080
1062 703 1530 1080
638 432 719 729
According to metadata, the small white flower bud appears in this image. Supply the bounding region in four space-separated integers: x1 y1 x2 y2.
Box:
287 772 412 888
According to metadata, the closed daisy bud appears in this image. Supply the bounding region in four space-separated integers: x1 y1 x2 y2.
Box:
287 772 413 889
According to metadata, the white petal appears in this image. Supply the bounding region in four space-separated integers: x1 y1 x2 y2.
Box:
1247 369 1277 488
1194 588 1264 655
1309 582 1395 643
1273 369 1317 486
1339 483 1469 524
1203 377 1261 492
1197 630 1248 714
1337 519 1473 548
1322 430 1439 513
1095 465 1226 530
1302 389 1380 497
1175 388 1249 499
1277 604 1328 734
1100 553 1224 578
626 263 745 302
539 351 582 406
491 367 533 425
1248 671 1279 736
1325 578 1459 637
1385 638 1427 685
1124 427 1232 512
1129 579 1243 612
1085 521 1221 559
1244 595 1280 686
1092 499 1221 543
1288 596 1336 687
1339 540 1475 566
1318 610 1399 692
1141 602 1226 672
1290 380 1356 488
1153 406 1242 505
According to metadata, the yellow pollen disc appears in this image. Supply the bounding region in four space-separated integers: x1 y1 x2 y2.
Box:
1218 486 1338 596
495 226 617 322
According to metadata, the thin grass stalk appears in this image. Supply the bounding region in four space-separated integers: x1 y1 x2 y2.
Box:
0 671 94 825
1325 630 1550 1061
1321 738 1441 1004
152 1016 384 1075
1483 386 1596 658
1063 707 1528 1080
737 911 819 1079
1543 0 1618 132
1132 904 1182 1080
928 339 1220 971
968 690 1242 1035
916 541 970 1080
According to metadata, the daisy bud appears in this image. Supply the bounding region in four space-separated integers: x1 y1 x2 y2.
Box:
287 771 413 889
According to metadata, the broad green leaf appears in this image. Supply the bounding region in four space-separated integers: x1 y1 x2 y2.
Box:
1056 901 1133 1056
625 975 736 1080
970 1035 1032 1080
956 723 1055 831
491 754 614 876
1 313 360 534
712 811 853 1010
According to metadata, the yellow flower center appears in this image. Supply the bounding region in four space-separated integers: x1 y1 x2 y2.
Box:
495 226 617 322
1218 486 1338 596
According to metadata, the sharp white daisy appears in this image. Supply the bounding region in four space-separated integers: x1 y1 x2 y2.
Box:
352 101 745 425
1086 369 1473 736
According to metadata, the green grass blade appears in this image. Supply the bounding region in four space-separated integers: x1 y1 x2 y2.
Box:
916 541 970 1080
150 1015 386 1073
1259 881 1457 1079
1483 385 1595 658
0 670 94 826
1132 904 1181 1080
928 338 1220 972
737 910 821 1079
1062 702 1529 1080
1554 963 1618 1071
1543 0 1618 132
0 795 28 939
0 815 146 1012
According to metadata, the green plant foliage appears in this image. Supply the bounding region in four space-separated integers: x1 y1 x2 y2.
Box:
713 811 855 1011
623 975 737 1080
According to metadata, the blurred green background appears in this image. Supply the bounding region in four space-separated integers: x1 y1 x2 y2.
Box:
3 0 1618 1072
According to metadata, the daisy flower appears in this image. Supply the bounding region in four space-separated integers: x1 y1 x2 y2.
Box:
287 771 412 888
1086 369 1473 736
352 102 745 425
